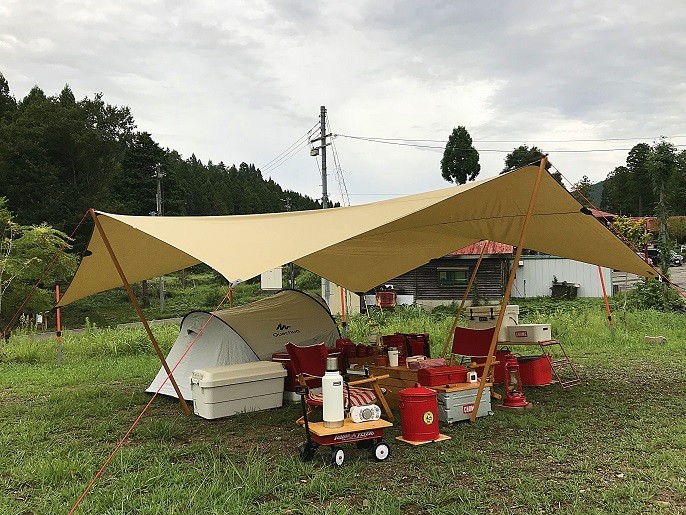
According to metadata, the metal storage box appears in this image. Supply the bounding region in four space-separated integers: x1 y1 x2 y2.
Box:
467 305 519 341
507 324 551 343
417 365 468 387
436 387 491 423
191 361 287 420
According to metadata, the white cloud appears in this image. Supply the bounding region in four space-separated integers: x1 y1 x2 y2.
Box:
3 0 686 204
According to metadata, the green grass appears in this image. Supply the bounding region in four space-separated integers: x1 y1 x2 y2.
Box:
1 299 686 513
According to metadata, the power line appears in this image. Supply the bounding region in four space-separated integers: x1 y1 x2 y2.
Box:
259 122 319 174
334 134 686 154
327 117 350 206
334 133 686 144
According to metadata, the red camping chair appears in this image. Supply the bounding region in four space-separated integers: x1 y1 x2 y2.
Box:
285 342 394 422
449 326 501 390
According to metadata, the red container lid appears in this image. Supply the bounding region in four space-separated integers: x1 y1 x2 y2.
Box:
399 385 436 398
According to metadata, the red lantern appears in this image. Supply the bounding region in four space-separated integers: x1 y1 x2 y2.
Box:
503 353 529 408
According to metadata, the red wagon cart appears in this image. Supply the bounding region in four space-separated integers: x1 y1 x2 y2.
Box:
296 386 392 466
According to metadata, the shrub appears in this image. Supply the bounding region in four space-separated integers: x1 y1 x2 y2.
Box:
626 279 685 312
295 270 321 291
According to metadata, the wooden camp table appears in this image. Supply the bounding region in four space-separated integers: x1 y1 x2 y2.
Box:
496 339 581 388
366 365 419 409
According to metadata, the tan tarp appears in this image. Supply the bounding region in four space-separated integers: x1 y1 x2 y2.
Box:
58 165 657 306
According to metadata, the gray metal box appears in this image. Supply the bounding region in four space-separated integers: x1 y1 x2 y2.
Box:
436 387 491 423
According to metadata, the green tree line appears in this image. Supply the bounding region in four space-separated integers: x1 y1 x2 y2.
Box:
0 73 324 247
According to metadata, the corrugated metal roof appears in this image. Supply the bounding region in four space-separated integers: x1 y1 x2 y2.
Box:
589 208 616 221
450 241 513 256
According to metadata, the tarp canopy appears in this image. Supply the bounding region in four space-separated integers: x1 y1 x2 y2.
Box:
58 165 657 306
147 289 340 399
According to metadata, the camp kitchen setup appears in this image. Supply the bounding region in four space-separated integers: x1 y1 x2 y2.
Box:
55 162 653 466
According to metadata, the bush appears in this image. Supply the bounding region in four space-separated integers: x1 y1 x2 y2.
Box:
295 270 321 291
626 279 685 312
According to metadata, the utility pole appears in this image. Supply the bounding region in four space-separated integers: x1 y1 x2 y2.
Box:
155 164 165 313
315 106 331 305
320 106 329 209
282 196 295 289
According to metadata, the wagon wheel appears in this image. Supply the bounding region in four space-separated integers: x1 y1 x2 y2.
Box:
330 446 345 467
371 441 390 462
299 442 318 462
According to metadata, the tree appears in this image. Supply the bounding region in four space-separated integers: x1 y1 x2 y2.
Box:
600 166 631 214
501 144 562 184
0 72 16 122
0 198 77 330
571 175 593 207
666 149 686 216
440 127 480 184
108 131 166 215
626 143 653 216
502 145 546 173
648 139 678 273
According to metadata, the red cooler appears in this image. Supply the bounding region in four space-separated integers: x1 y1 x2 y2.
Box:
518 355 553 386
398 386 439 442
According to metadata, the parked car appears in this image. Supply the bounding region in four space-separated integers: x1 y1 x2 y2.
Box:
670 251 683 266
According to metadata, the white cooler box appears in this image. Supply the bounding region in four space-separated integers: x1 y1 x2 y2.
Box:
467 304 519 342
507 324 551 343
191 361 287 420
437 387 491 423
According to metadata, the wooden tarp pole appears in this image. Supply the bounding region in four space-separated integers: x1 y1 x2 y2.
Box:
598 265 615 334
470 158 548 422
56 284 63 366
89 209 191 415
340 286 348 339
440 240 489 359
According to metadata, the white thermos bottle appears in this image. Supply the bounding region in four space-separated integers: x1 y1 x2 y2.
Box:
322 356 344 428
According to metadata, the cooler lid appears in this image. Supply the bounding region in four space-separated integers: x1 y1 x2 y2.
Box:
191 361 287 388
399 385 436 398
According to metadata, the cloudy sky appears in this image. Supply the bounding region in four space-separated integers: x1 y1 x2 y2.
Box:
3 1 686 205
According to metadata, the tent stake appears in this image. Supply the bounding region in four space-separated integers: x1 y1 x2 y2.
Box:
89 209 191 415
440 240 489 359
470 159 547 422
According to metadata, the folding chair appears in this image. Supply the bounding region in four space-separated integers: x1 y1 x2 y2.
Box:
285 342 394 422
449 326 501 391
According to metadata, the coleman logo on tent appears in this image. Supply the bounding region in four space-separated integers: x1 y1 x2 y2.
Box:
274 323 300 338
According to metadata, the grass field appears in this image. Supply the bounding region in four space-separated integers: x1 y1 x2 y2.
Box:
1 299 686 514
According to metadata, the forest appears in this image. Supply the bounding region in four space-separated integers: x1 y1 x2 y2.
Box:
0 73 324 249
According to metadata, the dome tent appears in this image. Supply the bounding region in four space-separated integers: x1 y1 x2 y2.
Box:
147 289 340 400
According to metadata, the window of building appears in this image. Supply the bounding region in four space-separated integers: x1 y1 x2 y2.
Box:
437 267 468 286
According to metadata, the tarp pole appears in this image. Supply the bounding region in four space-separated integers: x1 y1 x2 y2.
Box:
339 286 348 338
470 158 547 422
598 265 615 334
440 240 489 359
56 284 62 366
89 209 191 415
